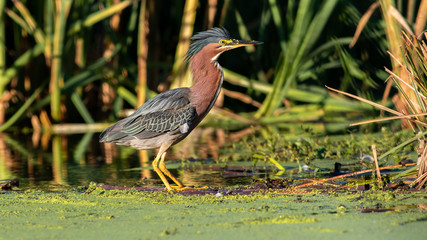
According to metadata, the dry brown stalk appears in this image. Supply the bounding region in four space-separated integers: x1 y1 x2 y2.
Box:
414 0 427 36
349 1 380 48
137 0 149 107
212 106 254 124
222 89 262 108
207 0 217 28
372 144 382 183
326 85 427 127
350 113 427 127
292 163 417 189
414 140 427 189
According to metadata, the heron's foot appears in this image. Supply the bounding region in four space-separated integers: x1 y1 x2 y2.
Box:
168 185 209 191
169 185 191 191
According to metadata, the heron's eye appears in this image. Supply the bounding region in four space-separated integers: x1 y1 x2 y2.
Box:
219 39 227 45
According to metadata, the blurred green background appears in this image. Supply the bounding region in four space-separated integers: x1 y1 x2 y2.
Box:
0 0 425 134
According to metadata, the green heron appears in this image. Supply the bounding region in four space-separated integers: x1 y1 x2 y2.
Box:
100 27 261 191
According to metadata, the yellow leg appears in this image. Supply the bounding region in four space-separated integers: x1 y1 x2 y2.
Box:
159 152 191 190
152 152 173 191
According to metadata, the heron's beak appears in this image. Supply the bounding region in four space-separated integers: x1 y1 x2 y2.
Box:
228 39 263 48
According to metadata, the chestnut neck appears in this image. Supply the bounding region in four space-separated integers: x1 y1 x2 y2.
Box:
189 43 224 118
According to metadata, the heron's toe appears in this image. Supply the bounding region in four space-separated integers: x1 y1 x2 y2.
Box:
169 185 208 191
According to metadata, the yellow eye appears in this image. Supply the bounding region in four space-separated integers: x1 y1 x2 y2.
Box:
219 39 227 45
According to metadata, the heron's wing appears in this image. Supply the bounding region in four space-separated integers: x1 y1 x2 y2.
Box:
99 88 196 142
122 103 195 135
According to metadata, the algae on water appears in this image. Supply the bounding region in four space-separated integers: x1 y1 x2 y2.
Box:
1 187 426 240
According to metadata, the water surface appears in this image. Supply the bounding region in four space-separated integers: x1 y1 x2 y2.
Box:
0 131 262 190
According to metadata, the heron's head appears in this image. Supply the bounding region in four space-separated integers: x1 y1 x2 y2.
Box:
184 27 262 62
